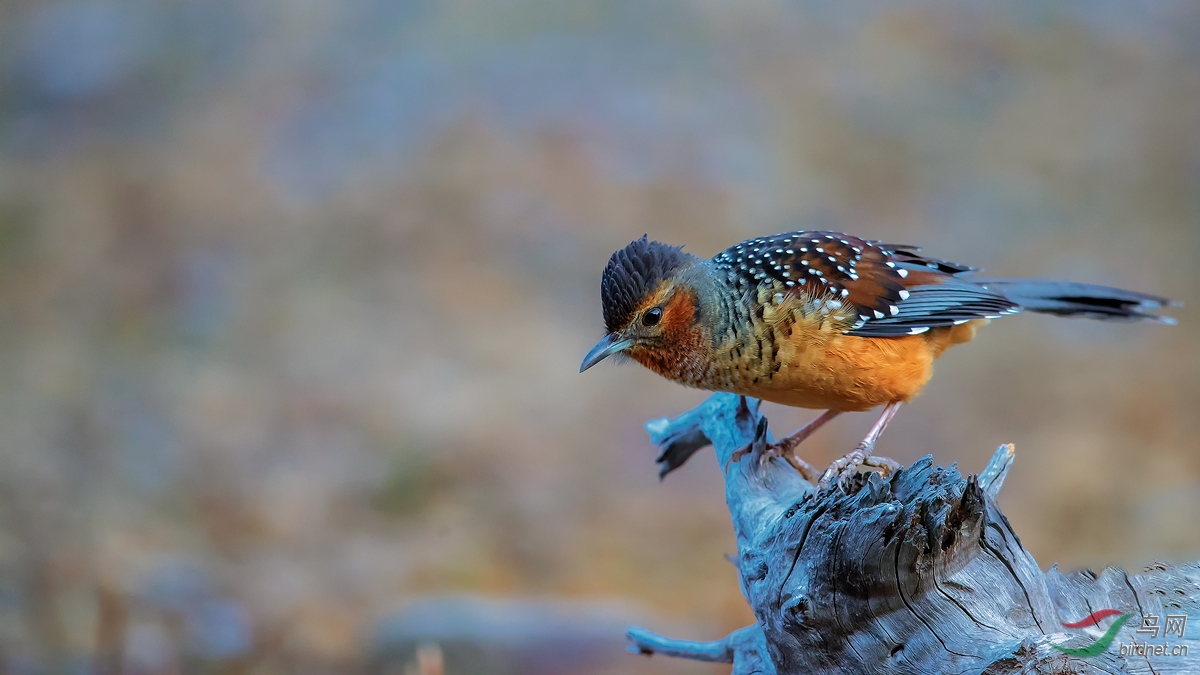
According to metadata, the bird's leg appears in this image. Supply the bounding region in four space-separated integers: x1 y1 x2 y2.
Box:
775 409 842 457
729 410 840 482
772 410 841 481
818 402 903 490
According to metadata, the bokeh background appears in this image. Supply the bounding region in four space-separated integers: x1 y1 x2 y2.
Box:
1 1 1198 673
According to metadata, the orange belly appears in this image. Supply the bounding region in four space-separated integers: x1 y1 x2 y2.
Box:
741 320 984 412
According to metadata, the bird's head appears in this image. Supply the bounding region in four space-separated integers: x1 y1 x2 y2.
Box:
580 236 705 375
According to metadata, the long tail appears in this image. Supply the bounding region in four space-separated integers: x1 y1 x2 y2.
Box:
977 279 1177 324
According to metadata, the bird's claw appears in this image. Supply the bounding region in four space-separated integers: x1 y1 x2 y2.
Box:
727 443 753 467
726 420 819 481
817 446 901 491
729 440 819 481
816 457 854 491
726 417 769 470
862 455 902 475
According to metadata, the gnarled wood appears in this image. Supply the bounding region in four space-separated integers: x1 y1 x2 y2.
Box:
629 394 1200 674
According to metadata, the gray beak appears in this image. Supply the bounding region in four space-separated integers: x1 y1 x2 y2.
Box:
580 334 634 372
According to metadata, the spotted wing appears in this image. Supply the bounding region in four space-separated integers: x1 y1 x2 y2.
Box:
711 230 1019 337
843 277 1019 337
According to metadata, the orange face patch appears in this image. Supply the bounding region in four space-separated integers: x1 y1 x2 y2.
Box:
627 280 690 332
624 283 708 382
659 289 696 335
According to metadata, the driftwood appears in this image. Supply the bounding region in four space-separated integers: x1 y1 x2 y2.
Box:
629 394 1200 674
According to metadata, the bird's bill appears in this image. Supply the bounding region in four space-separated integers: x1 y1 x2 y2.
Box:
579 335 634 372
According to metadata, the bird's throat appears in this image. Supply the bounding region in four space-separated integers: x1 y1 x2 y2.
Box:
628 327 713 388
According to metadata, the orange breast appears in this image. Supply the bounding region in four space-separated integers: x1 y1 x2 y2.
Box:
740 318 984 412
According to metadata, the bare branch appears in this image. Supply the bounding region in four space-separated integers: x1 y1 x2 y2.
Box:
632 394 1200 674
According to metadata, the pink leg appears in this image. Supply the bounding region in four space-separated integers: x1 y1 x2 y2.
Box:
818 402 904 490
774 410 841 481
776 409 842 455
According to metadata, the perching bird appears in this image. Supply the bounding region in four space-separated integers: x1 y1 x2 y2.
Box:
580 231 1175 488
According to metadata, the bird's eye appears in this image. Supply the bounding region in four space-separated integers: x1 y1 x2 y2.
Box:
642 307 663 326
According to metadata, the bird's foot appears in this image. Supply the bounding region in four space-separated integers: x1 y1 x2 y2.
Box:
726 419 820 481
729 440 820 481
817 445 901 490
768 442 820 481
727 418 769 469
728 411 839 482
863 454 902 477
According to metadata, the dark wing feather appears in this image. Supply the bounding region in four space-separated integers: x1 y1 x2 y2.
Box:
712 230 1017 337
711 231 907 322
843 274 1019 336
878 244 979 276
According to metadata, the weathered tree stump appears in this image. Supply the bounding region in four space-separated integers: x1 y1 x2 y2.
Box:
629 394 1200 674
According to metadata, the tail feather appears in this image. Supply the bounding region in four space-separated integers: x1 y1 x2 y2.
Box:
976 279 1178 324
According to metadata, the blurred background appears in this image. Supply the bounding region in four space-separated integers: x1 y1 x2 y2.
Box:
0 1 1198 673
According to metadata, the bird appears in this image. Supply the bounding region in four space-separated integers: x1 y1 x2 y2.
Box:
580 231 1176 489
